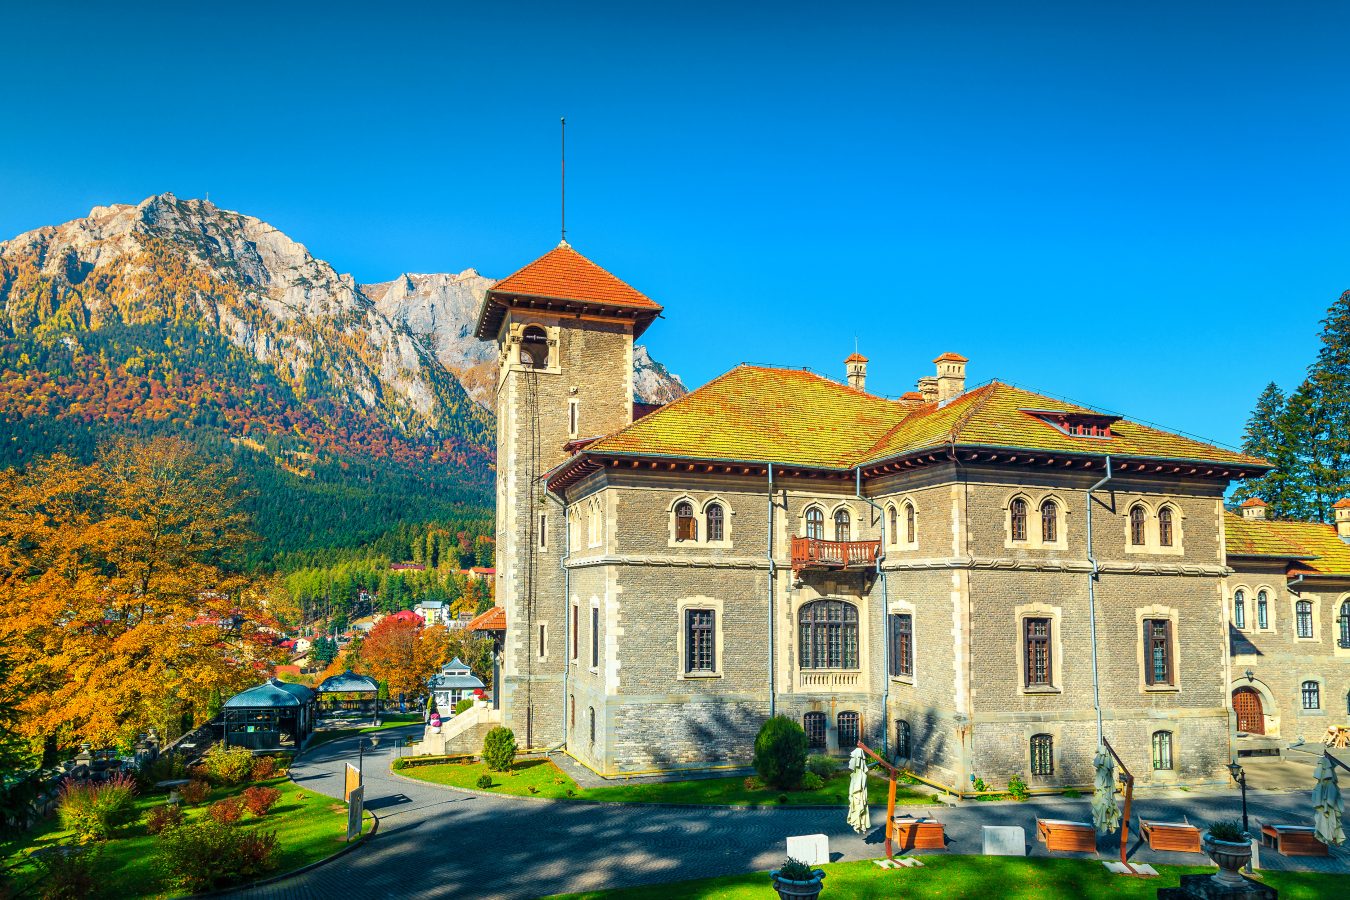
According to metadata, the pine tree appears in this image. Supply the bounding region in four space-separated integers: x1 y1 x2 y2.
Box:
1232 383 1303 517
1302 290 1350 518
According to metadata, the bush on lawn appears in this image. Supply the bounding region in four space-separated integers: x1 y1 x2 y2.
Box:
250 755 283 782
242 785 282 817
475 774 494 789
57 773 140 842
208 796 245 825
806 754 838 779
482 727 517 772
179 779 211 805
753 716 807 789
454 697 475 715
799 772 824 791
200 745 255 786
155 819 278 893
33 844 100 900
136 754 188 791
145 803 185 835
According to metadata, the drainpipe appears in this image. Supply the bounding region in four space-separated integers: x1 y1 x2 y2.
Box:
546 491 571 746
1086 455 1113 749
856 467 889 757
767 463 776 718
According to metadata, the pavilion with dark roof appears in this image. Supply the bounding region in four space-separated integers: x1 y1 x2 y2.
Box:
316 669 381 723
222 679 316 751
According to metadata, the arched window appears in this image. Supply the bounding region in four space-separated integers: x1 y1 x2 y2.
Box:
1338 600 1350 649
520 325 549 369
805 507 824 541
706 503 724 542
1030 733 1054 776
1152 731 1173 770
674 501 696 542
799 599 859 669
803 711 826 748
1233 590 1246 630
837 711 860 749
888 506 897 543
1296 600 1313 639
1257 591 1269 630
1302 680 1320 710
905 502 917 544
1010 498 1028 542
834 509 851 542
895 720 911 758
1041 499 1058 542
1158 506 1174 547
1129 505 1147 546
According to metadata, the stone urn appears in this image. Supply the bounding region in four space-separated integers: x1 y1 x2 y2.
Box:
1202 833 1253 888
770 868 825 900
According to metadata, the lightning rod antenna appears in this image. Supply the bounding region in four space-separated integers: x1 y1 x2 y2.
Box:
560 116 566 245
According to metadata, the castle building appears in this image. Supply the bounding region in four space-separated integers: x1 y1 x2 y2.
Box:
471 242 1345 791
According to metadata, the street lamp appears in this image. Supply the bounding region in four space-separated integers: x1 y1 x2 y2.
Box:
1227 760 1249 834
357 735 381 781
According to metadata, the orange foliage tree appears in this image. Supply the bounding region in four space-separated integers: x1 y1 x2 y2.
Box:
358 618 452 700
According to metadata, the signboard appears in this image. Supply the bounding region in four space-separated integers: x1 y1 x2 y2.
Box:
344 762 361 801
346 785 364 842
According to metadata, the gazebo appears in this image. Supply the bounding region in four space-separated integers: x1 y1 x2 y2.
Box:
222 679 315 751
316 669 381 723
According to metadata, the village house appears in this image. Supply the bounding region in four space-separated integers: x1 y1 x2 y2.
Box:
464 241 1346 792
429 657 486 713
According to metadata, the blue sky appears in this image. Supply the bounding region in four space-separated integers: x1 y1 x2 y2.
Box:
2 2 1347 448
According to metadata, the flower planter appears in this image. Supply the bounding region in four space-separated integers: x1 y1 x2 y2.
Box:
770 869 825 900
1202 834 1253 888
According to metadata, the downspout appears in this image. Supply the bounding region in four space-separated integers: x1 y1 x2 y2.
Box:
856 467 889 757
546 490 571 746
1086 455 1113 749
767 463 776 718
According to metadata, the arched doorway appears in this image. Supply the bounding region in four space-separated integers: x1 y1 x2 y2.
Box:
1233 687 1264 735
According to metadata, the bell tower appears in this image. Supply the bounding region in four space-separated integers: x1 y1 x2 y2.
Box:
474 242 662 747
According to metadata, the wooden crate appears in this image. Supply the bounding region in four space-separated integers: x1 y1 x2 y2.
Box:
1036 818 1096 853
891 817 946 850
1141 820 1202 853
1260 824 1329 857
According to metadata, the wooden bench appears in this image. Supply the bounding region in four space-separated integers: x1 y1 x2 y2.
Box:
1140 818 1202 853
1260 824 1329 856
891 816 946 850
1036 818 1096 853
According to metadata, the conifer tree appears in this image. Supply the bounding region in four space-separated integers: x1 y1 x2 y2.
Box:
1232 383 1303 517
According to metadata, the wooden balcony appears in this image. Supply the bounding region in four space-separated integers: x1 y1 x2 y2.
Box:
790 536 880 572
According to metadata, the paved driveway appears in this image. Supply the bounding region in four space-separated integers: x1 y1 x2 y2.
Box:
236 732 1347 899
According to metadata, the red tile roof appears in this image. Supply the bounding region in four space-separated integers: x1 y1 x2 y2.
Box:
1335 498 1350 509
466 606 506 632
845 352 868 363
1240 498 1267 507
934 352 968 363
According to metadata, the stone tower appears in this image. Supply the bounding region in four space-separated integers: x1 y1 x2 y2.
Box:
473 242 662 747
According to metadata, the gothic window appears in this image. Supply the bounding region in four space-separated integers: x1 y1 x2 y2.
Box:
590 606 600 669
520 325 548 368
1144 618 1174 686
1041 499 1058 543
1338 600 1350 649
1257 591 1269 630
888 506 897 543
1025 617 1052 686
888 613 913 678
570 696 575 731
805 507 824 540
1030 733 1054 776
895 720 912 758
1296 600 1313 639
833 509 851 542
803 711 826 748
799 600 859 669
1158 506 1175 547
706 503 724 542
1234 590 1246 630
685 609 715 673
1302 680 1321 710
588 706 596 744
570 604 578 660
905 502 917 544
1152 731 1173 770
675 501 696 542
1010 498 1028 542
1130 505 1147 546
837 711 860 749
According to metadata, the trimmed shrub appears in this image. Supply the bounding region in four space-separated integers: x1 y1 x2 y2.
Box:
753 716 808 789
454 697 475 715
242 785 281 817
806 754 838 779
200 745 255 786
250 755 282 782
145 804 185 835
799 772 825 791
33 845 100 900
208 796 245 825
179 779 211 806
482 727 517 772
57 774 139 842
475 774 493 789
155 819 278 893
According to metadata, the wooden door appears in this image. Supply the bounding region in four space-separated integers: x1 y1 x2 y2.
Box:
1233 687 1264 735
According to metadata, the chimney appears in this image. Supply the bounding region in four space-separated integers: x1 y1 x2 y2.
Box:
1334 498 1350 542
933 352 968 402
1240 498 1268 521
917 376 939 404
845 352 868 392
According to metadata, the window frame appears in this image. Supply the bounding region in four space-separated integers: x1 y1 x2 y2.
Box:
833 508 851 542
684 608 716 674
1295 599 1314 639
1040 499 1058 543
705 503 724 543
895 720 912 758
1151 730 1173 771
570 603 579 661
905 502 917 545
1143 618 1175 687
1257 590 1269 630
674 501 697 543
1010 497 1028 542
803 711 827 749
1024 616 1053 687
590 604 600 671
1233 590 1246 630
804 507 825 541
837 711 860 749
799 599 860 670
1158 505 1175 547
1030 733 1054 776
1339 599 1350 649
888 612 913 679
1129 505 1147 546
1302 680 1321 710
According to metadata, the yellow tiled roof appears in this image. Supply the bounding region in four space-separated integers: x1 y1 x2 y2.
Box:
586 365 1266 471
1223 513 1312 559
1250 519 1350 576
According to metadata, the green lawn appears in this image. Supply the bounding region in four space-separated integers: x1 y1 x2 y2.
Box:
548 856 1341 899
1 776 364 899
399 758 932 807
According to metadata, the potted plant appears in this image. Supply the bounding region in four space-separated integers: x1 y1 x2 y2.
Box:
770 857 825 900
1202 819 1252 888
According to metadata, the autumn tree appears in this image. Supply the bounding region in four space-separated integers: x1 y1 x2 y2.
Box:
357 616 423 700
0 437 276 751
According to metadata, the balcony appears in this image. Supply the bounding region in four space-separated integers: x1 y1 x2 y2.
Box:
790 536 880 573
795 670 863 693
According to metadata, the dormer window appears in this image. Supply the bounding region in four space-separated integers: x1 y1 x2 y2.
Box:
1025 409 1119 439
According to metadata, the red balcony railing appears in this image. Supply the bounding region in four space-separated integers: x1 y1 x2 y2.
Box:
790 536 880 572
